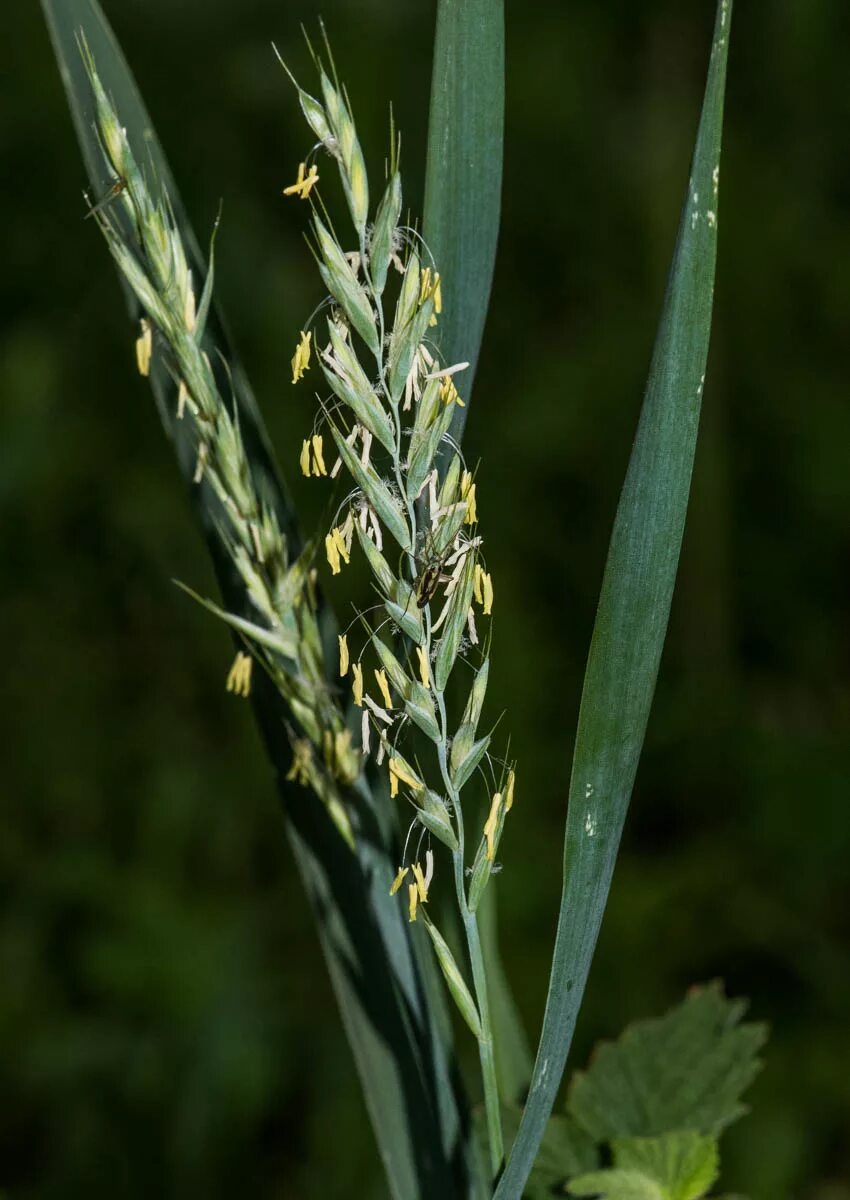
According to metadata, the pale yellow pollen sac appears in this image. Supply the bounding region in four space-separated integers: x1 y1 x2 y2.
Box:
338 633 350 677
408 882 419 923
389 756 420 793
460 473 478 525
299 438 311 477
374 668 393 710
416 645 430 689
352 662 364 708
505 768 516 812
482 571 494 616
419 266 433 307
473 563 485 606
333 520 352 566
283 161 320 200
291 330 312 383
412 861 429 904
439 376 465 408
225 651 253 698
483 792 502 862
389 766 399 799
311 433 327 476
325 532 342 575
390 866 409 896
135 318 152 377
424 848 435 891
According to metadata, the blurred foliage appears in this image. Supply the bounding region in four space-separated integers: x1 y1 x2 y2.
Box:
2 1 849 1197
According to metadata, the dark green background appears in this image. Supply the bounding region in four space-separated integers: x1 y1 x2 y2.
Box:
2 1 848 1196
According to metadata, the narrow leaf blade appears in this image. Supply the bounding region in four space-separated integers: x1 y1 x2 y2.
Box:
423 0 504 431
495 5 734 1195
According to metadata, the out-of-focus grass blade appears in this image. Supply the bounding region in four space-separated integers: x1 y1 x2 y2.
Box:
495 4 733 1196
423 0 504 436
41 3 477 1196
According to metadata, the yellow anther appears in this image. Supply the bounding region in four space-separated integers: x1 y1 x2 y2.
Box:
416 645 430 689
374 668 392 709
283 161 320 200
389 757 420 791
291 330 312 383
412 862 429 903
299 438 311 477
338 633 350 677
225 651 253 698
333 525 351 566
482 571 494 616
439 376 465 408
461 472 478 524
135 319 152 377
505 768 516 812
311 433 327 476
484 792 502 862
408 882 419 923
352 662 364 707
473 563 485 606
325 532 341 575
390 866 409 896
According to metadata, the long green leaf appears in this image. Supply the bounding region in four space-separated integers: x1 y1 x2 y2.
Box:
41 4 480 1196
423 0 504 433
495 4 733 1195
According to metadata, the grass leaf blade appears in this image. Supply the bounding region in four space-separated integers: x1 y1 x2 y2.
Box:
495 5 733 1195
423 0 504 432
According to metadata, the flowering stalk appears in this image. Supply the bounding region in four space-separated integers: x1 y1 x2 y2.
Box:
79 36 359 845
283 44 516 1175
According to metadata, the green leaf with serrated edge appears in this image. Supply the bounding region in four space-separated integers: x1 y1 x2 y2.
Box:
434 553 476 691
568 983 766 1140
42 5 480 1197
494 9 733 1195
370 171 402 295
478 888 534 1105
424 0 504 430
424 920 482 1040
569 1133 719 1200
314 215 378 354
615 1134 719 1200
415 789 458 851
322 320 395 453
329 423 411 552
570 1169 663 1200
451 733 491 791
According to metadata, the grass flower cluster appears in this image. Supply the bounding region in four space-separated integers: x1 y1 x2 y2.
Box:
281 44 517 1171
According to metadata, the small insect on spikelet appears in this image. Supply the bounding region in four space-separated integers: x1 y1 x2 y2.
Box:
278 35 517 1154
77 34 361 848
